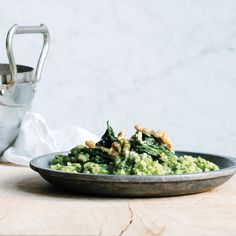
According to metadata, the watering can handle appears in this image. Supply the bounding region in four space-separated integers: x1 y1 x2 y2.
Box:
6 24 50 88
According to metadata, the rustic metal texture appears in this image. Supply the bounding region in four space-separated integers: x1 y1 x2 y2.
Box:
0 24 50 156
30 151 236 197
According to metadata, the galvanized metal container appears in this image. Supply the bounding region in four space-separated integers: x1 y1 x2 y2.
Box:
0 24 50 156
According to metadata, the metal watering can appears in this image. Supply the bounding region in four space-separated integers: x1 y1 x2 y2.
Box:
0 24 50 156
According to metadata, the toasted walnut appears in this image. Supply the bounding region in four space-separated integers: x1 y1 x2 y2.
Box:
152 130 172 149
134 125 172 149
112 141 122 153
117 131 125 140
100 147 118 157
85 140 95 148
122 140 131 156
134 125 150 134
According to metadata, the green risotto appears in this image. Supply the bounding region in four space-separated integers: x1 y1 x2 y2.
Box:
50 122 219 175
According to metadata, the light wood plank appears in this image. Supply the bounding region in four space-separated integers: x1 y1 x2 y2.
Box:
0 164 235 236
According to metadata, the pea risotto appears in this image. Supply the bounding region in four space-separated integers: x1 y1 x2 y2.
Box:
50 122 219 175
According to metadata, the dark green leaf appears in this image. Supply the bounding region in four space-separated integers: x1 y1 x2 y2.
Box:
96 121 117 148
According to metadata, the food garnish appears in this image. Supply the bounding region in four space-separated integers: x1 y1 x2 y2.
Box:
50 122 219 175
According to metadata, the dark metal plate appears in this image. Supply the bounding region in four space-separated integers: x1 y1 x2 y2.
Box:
30 151 236 197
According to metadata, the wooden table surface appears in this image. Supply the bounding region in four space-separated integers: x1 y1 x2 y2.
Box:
0 163 236 236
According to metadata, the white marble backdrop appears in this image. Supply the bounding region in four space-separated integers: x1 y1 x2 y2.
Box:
0 0 235 156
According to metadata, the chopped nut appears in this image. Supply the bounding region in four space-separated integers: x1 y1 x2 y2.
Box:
100 147 118 157
153 130 172 149
134 125 144 133
134 125 172 149
118 131 125 140
85 140 95 148
112 141 122 153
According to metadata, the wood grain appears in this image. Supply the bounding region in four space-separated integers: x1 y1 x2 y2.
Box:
0 164 236 236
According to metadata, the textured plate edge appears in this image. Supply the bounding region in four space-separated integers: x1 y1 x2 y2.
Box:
30 151 236 183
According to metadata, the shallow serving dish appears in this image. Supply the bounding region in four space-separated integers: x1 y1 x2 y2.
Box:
30 151 236 197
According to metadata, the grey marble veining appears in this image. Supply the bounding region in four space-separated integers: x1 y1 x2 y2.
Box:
0 0 235 156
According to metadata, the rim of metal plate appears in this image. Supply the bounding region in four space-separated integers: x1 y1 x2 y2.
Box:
30 151 236 183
